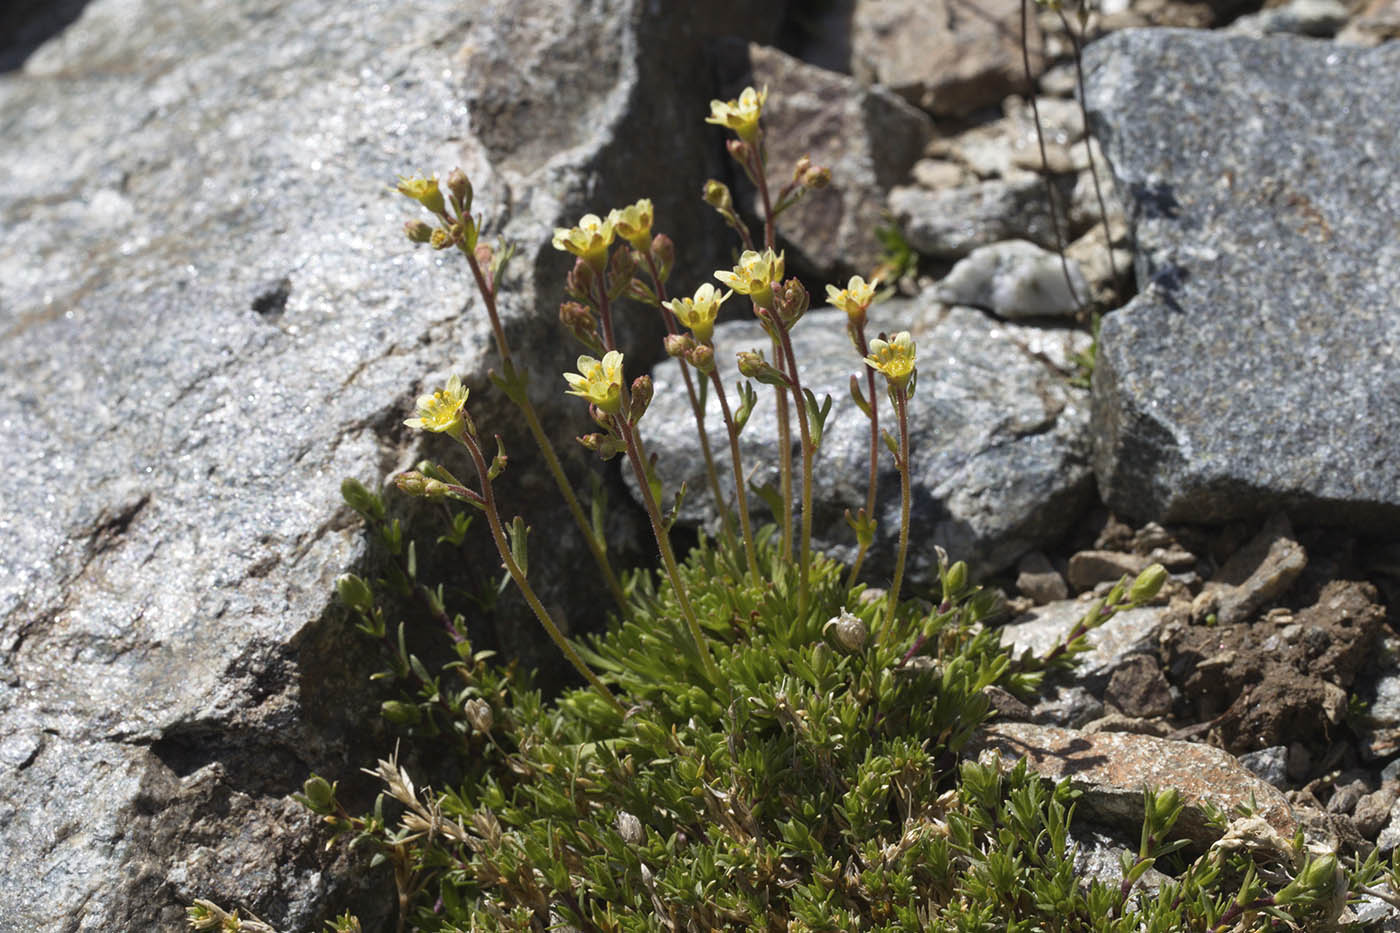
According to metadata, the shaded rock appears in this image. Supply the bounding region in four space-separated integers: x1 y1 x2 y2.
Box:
1104 655 1173 718
1016 551 1069 604
1353 783 1400 838
889 175 1072 259
0 0 776 928
934 240 1088 319
636 296 1093 580
1337 0 1400 45
719 42 932 280
1355 650 1400 760
1000 600 1169 690
1238 746 1290 789
1065 224 1132 306
969 721 1297 846
1029 684 1104 728
1194 513 1307 625
1082 712 1172 737
1084 30 1400 528
1228 0 1349 36
910 158 975 191
1066 549 1150 592
850 0 1044 117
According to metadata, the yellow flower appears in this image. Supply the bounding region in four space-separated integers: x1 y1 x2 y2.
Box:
395 175 446 215
826 275 880 321
714 248 784 309
664 283 731 345
864 331 917 391
608 198 654 252
564 350 625 415
405 374 469 435
551 213 615 271
705 86 767 143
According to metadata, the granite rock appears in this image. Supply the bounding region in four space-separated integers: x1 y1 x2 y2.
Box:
969 721 1297 846
1084 30 1400 528
0 0 775 928
633 296 1094 581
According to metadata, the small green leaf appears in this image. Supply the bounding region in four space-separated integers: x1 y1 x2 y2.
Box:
507 516 530 578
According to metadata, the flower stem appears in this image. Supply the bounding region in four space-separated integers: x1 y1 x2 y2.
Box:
707 367 760 581
458 431 623 714
616 415 719 682
644 255 736 554
774 318 814 619
462 248 627 611
768 328 794 561
886 387 912 633
846 326 880 588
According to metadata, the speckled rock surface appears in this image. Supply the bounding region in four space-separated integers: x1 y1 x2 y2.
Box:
633 295 1094 581
970 721 1298 845
1084 30 1400 528
0 0 774 928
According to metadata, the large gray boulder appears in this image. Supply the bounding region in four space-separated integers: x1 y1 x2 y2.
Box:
1084 30 1400 528
0 0 778 929
635 296 1093 581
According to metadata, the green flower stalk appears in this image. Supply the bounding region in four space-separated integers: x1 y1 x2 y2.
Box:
402 381 622 714
564 353 719 682
865 331 917 632
397 173 628 612
666 283 761 581
623 220 738 558
828 275 882 586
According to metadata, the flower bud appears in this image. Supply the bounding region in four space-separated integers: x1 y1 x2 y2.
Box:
446 167 472 212
403 219 434 243
650 233 675 282
567 257 596 301
823 608 869 653
737 350 788 387
1129 562 1169 605
560 300 594 331
686 343 715 374
464 697 494 733
664 333 694 358
335 573 375 614
429 228 452 250
578 433 625 459
395 471 449 499
474 242 494 270
942 561 968 600
801 165 831 190
300 775 337 813
616 811 644 845
792 154 812 183
726 138 750 164
607 247 636 300
381 700 421 726
628 374 653 424
775 277 809 326
341 478 384 519
703 179 733 213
